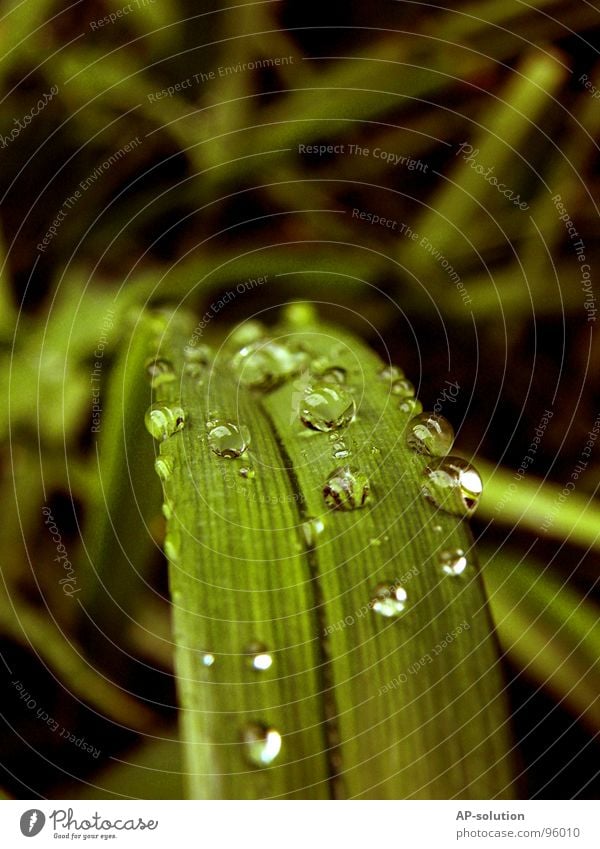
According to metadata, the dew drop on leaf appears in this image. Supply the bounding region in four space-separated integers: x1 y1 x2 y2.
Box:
371 583 408 618
378 365 405 382
438 548 469 576
319 365 347 385
245 641 273 671
207 421 251 458
300 383 356 432
145 357 176 389
154 455 174 482
301 517 325 547
183 343 212 364
144 403 185 441
406 412 455 456
201 652 216 668
422 456 483 517
399 398 423 415
242 722 282 767
231 339 307 390
323 466 370 511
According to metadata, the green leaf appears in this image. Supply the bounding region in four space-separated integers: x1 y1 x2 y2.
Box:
149 308 515 799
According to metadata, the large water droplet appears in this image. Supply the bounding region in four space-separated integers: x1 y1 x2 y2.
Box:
371 583 408 618
300 383 356 432
439 548 468 576
406 412 455 456
145 357 176 389
154 455 174 482
145 403 185 441
422 456 483 517
207 421 251 458
301 517 325 547
245 642 273 671
323 466 370 511
231 339 307 390
242 722 282 767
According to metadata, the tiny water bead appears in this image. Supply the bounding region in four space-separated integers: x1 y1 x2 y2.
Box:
406 412 455 457
207 421 251 459
154 456 174 483
201 652 216 668
319 366 347 385
301 517 325 547
422 456 483 517
332 439 350 460
183 343 212 364
323 466 370 511
371 583 408 618
145 357 176 388
161 502 172 520
242 722 282 767
378 365 404 382
164 536 180 564
144 403 185 441
183 362 205 381
391 378 415 398
300 383 356 432
239 467 256 479
231 339 307 390
439 548 468 576
228 320 267 349
399 398 423 415
245 642 273 671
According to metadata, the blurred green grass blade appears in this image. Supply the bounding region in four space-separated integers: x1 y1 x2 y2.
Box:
79 309 163 654
483 547 600 735
152 309 515 799
476 458 600 554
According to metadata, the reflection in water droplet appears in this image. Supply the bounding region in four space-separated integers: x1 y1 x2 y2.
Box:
183 343 212 364
439 548 468 576
379 365 405 382
154 456 174 482
301 517 325 547
323 466 370 511
207 421 251 458
422 456 483 517
242 722 282 767
145 357 176 388
319 366 347 385
145 404 185 441
300 383 356 432
399 398 424 415
201 652 216 667
245 641 273 671
371 583 408 618
231 339 307 390
407 412 455 457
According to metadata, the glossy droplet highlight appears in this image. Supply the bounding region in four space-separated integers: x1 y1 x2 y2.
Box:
242 722 282 767
145 357 176 388
154 455 174 482
144 403 185 441
406 412 455 457
332 440 350 460
399 398 423 415
323 466 369 511
422 456 483 517
231 339 307 390
439 548 468 576
201 652 215 668
379 365 404 382
391 378 415 398
300 383 356 432
301 517 325 547
319 366 347 385
246 642 273 671
207 421 251 458
371 583 408 618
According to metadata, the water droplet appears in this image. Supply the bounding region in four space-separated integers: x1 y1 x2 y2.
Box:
231 339 307 390
145 403 185 441
145 357 176 388
422 456 483 517
201 652 215 667
183 343 212 364
332 440 350 460
300 383 356 432
369 537 382 547
433 524 442 533
154 455 174 482
301 517 325 547
283 302 317 327
228 320 266 350
319 366 347 385
439 548 468 576
371 445 381 456
371 583 408 618
162 502 172 520
239 467 255 479
406 412 455 457
164 536 179 564
183 362 205 381
323 466 370 511
391 378 415 398
242 722 282 767
207 421 251 458
399 398 423 415
379 365 405 382
245 641 273 671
